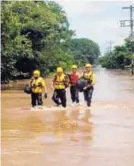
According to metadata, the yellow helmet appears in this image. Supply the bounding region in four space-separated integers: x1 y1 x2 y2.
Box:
85 63 92 68
33 70 40 76
57 67 63 73
72 65 77 69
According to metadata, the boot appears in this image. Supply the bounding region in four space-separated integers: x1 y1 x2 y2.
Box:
87 101 91 107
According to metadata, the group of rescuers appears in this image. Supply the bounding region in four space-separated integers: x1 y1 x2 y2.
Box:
29 63 95 108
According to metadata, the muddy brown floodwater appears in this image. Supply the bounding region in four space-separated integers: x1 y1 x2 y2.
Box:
1 67 134 166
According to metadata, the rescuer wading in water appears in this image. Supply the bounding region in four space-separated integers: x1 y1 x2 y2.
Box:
82 64 95 107
30 70 47 107
68 65 80 104
52 67 69 107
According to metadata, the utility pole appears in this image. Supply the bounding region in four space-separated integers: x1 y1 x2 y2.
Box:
120 5 134 74
109 40 113 54
106 40 113 54
120 5 134 38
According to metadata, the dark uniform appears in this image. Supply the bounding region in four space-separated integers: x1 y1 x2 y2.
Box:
83 71 95 106
30 77 46 107
52 73 69 107
69 72 80 103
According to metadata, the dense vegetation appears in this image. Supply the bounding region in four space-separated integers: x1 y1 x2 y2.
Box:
1 1 100 83
70 38 100 66
100 39 134 69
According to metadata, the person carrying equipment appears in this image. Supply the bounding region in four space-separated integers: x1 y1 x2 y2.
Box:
52 67 69 108
82 64 95 107
69 65 80 104
30 70 47 107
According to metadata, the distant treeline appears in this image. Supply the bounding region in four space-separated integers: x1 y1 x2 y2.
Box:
100 39 134 70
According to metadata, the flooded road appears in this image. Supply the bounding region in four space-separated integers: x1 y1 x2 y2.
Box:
2 67 134 166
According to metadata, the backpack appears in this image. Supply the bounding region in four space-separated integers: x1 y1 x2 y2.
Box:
24 84 32 94
76 78 88 92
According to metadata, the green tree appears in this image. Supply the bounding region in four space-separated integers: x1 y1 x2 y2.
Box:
100 39 133 69
69 38 100 66
1 1 100 82
1 0 74 82
1 1 32 82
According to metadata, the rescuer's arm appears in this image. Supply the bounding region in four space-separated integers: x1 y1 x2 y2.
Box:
42 79 47 98
86 73 96 88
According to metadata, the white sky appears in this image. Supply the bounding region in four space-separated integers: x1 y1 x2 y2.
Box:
54 0 134 55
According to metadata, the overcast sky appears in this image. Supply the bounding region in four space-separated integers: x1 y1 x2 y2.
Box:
54 0 134 55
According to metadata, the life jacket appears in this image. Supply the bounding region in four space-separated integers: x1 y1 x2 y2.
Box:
30 77 45 93
53 73 68 89
83 71 93 84
69 72 79 85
